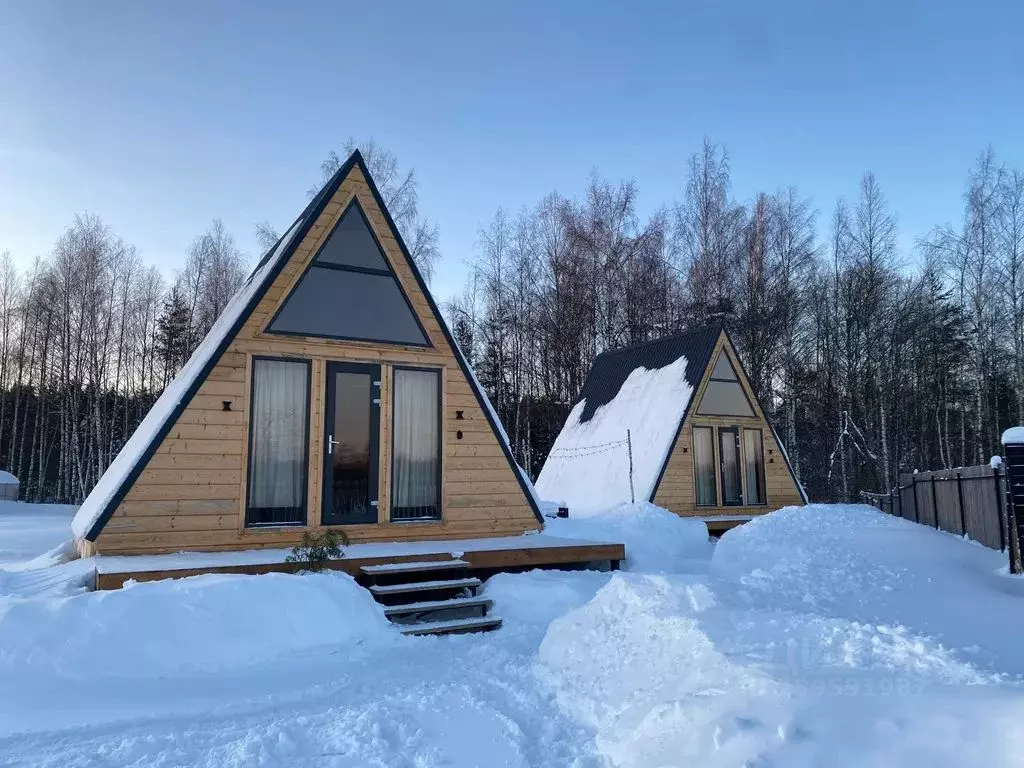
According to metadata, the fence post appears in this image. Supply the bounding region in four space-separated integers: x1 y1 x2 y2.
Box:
930 472 940 530
956 471 966 537
626 429 635 504
994 465 1006 553
912 474 920 524
1000 430 1024 574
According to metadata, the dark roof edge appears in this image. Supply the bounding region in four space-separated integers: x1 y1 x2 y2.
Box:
85 152 363 540
596 324 725 361
355 157 546 526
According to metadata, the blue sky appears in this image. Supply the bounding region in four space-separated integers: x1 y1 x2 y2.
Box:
2 1 1023 300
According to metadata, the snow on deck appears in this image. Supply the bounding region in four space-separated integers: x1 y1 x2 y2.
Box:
93 533 621 575
535 356 693 510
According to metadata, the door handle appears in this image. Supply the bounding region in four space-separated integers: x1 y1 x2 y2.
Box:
327 433 341 455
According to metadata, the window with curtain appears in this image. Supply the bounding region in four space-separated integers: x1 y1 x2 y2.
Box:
743 429 766 505
246 358 309 526
391 368 440 520
693 426 716 506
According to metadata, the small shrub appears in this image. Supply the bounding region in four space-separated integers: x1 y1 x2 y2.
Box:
286 529 348 572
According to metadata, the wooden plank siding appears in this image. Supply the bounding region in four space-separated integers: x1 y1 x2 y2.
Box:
652 333 804 517
95 165 539 556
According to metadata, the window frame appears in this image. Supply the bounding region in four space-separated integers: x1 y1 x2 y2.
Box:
244 355 312 529
389 365 443 523
717 426 744 506
692 425 718 507
694 351 756 418
321 360 381 527
264 199 433 348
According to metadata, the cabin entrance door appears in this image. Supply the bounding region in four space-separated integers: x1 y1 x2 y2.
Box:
322 362 380 525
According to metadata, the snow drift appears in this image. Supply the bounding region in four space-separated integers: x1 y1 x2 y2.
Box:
544 501 711 573
0 571 393 679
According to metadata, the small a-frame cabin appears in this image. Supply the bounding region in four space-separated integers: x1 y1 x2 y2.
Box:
535 326 805 530
72 151 622 591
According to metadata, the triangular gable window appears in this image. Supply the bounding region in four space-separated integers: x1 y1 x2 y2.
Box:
267 201 430 347
696 351 754 417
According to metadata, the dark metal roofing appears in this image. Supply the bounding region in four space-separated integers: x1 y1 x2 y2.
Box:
576 325 722 423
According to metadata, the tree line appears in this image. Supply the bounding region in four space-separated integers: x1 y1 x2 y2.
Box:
1 139 1019 504
452 141 1024 502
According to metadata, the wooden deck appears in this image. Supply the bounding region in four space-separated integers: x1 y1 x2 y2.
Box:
697 514 759 535
92 533 625 590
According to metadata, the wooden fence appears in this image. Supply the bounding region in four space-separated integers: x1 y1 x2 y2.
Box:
861 464 1009 551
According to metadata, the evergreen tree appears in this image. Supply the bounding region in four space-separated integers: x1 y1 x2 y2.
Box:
154 286 190 386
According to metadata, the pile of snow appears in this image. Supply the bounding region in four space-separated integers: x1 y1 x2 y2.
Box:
1001 426 1024 445
712 504 1024 677
535 356 693 511
537 531 1021 766
0 571 392 679
545 501 711 573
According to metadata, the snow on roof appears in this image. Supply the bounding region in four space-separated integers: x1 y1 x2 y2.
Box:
71 218 305 540
535 356 694 511
1001 427 1024 446
0 471 18 484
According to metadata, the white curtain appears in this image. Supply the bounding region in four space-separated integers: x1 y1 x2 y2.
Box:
392 369 439 519
248 359 308 523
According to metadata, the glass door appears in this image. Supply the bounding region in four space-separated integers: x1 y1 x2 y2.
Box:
718 427 743 506
322 362 380 525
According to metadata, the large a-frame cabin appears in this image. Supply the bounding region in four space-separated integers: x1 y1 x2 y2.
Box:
536 326 806 531
72 151 622 592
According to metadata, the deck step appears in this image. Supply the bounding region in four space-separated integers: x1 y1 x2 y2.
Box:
385 596 492 618
369 576 482 597
400 615 503 636
361 559 469 576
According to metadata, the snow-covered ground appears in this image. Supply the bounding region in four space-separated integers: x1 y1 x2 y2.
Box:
2 502 1024 766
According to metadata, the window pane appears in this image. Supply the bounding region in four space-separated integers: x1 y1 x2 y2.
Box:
392 369 440 520
711 353 739 381
313 203 390 271
268 266 428 346
693 427 716 506
719 429 742 505
744 429 766 505
247 359 308 526
696 380 755 417
325 371 374 524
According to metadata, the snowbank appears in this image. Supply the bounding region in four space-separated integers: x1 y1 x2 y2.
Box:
0 571 393 679
537 566 1019 767
544 502 711 573
535 357 693 511
712 503 1024 677
537 573 786 766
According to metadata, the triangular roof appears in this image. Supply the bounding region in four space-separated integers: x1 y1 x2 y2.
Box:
73 151 541 541
534 326 804 510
